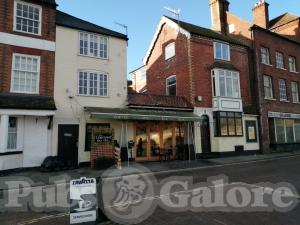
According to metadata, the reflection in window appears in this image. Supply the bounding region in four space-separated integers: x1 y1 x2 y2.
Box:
214 112 243 137
166 75 176 96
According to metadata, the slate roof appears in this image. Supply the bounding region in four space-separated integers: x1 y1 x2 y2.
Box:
0 94 56 110
165 16 247 46
56 10 128 40
269 13 299 30
35 0 57 6
128 94 193 110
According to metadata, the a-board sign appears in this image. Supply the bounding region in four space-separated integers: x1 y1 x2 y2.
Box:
70 177 97 224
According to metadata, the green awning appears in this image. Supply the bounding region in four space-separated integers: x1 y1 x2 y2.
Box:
86 107 201 122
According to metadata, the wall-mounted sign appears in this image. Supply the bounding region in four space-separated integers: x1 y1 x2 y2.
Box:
245 120 258 143
268 111 300 119
70 177 97 224
95 133 113 143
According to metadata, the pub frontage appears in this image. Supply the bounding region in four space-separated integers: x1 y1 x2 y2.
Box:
83 94 201 166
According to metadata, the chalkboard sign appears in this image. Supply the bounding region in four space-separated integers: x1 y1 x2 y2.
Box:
95 133 113 143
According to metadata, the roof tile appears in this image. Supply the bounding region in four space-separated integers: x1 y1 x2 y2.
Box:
128 94 193 110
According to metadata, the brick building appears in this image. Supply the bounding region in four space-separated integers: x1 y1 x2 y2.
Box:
0 0 57 170
143 13 260 156
224 0 300 153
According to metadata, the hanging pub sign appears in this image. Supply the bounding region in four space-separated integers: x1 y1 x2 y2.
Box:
70 177 97 224
94 132 113 143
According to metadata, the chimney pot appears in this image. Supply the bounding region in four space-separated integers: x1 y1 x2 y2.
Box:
209 0 230 34
253 0 269 29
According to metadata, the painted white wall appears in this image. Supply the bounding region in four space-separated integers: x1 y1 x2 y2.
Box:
53 26 128 163
0 154 23 170
23 117 49 167
194 107 260 153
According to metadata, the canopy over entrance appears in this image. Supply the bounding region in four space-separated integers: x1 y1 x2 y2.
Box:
85 107 202 122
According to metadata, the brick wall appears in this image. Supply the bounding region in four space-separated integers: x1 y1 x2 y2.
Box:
0 44 55 96
146 24 192 102
253 28 300 152
270 20 300 43
226 12 252 41
146 21 254 111
190 35 253 108
90 128 115 169
0 0 56 97
0 0 56 41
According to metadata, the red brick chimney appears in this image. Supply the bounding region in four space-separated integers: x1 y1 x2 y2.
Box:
209 0 230 34
253 0 269 29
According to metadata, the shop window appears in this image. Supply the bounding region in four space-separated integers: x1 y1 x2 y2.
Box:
294 120 300 142
7 117 17 150
85 123 110 151
286 119 295 143
214 112 243 137
245 120 257 143
274 119 295 144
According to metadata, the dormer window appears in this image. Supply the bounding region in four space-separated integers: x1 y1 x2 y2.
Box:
165 42 175 60
214 42 230 61
14 0 42 35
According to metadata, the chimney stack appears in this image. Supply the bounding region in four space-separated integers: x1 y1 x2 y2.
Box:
209 0 230 34
253 0 269 29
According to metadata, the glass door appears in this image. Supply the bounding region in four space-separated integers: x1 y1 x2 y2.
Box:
135 123 148 161
149 122 161 160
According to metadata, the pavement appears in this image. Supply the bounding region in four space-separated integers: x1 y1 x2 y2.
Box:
1 152 300 225
1 152 300 191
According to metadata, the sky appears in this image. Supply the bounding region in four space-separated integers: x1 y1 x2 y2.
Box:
56 0 300 77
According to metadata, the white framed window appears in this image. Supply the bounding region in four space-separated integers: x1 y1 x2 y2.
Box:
78 71 108 97
79 32 108 59
263 75 273 99
212 69 240 98
279 79 287 101
275 52 284 69
289 56 297 72
7 117 18 150
166 75 176 96
291 81 299 103
214 42 230 61
261 47 270 65
11 53 40 94
165 42 175 60
14 0 42 35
